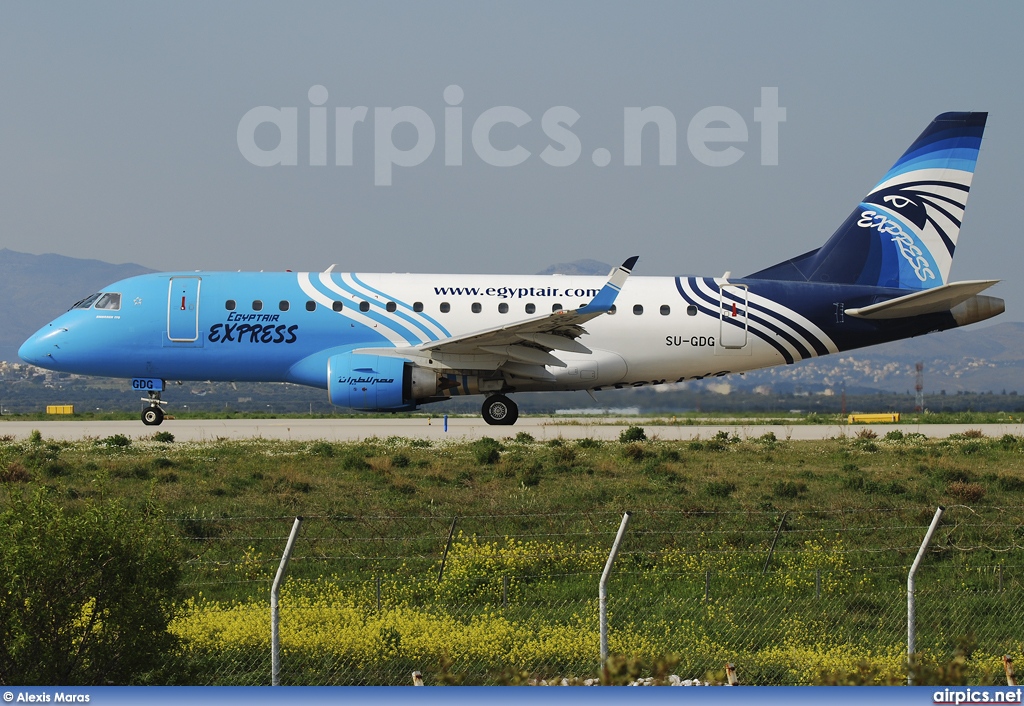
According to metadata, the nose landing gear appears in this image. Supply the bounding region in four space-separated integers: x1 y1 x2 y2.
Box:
141 391 167 426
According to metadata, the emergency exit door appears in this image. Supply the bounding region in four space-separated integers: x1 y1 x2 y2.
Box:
718 284 749 349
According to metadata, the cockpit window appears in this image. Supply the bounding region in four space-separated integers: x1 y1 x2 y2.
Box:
94 293 121 310
71 293 102 310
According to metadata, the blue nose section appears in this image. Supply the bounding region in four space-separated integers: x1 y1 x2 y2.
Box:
19 326 59 366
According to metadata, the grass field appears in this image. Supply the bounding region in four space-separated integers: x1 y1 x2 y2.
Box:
2 426 1023 684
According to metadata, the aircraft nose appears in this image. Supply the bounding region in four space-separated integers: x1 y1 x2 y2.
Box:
19 325 62 366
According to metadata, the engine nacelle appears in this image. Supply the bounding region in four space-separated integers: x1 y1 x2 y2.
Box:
327 353 441 411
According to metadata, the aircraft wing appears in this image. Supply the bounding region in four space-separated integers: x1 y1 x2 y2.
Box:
354 256 638 380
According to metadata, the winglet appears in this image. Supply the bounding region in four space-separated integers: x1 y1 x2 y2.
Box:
576 256 638 315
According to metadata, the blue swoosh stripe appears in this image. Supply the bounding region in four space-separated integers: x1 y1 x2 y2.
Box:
894 136 981 167
884 157 978 180
312 276 423 345
350 273 451 339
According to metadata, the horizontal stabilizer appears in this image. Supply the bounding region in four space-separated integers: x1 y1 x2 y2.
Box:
845 280 999 319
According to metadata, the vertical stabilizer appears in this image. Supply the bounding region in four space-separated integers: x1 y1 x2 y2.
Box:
749 112 987 289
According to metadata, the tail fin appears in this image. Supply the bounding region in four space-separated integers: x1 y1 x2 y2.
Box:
749 112 987 289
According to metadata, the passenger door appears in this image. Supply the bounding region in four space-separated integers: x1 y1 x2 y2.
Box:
167 277 201 343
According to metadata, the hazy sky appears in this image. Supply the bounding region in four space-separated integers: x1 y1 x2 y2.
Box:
2 2 1022 318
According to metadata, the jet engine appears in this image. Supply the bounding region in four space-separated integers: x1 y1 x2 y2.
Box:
327 353 441 411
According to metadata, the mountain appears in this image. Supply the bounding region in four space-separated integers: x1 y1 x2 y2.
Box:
0 249 154 363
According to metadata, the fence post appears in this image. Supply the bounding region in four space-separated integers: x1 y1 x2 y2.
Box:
376 576 381 612
815 569 821 599
704 569 711 603
762 511 789 574
908 506 944 685
437 517 458 583
271 516 303 686
600 511 632 673
503 575 509 608
1004 655 1017 686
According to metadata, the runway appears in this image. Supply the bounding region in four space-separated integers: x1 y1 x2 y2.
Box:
1 417 1022 442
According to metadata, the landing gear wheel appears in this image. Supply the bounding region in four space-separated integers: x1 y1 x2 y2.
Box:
482 394 519 426
142 406 164 426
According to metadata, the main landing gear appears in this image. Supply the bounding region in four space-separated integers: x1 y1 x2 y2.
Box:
141 391 167 426
481 394 519 426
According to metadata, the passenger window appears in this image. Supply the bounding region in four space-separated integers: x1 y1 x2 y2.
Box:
440 302 450 313
498 303 509 314
633 304 643 315
225 299 236 311
552 303 562 312
687 305 698 316
525 303 536 314
386 301 397 312
94 293 121 310
660 305 670 316
332 301 343 312
413 302 423 312
279 300 290 312
471 303 482 313
253 300 263 312
306 301 316 311
359 301 370 312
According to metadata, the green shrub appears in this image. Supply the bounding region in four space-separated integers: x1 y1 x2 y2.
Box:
621 443 651 462
519 462 542 487
619 426 647 443
153 431 175 443
391 453 411 469
471 438 502 465
0 489 183 684
102 434 132 448
551 446 577 467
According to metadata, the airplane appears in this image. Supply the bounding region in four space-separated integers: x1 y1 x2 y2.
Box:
19 112 1002 426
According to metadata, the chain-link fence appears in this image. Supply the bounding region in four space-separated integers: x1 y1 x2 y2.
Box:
163 505 1024 685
